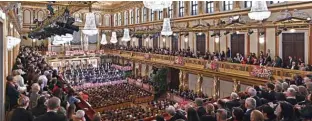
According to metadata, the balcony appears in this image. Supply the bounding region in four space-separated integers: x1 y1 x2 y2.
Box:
104 49 312 85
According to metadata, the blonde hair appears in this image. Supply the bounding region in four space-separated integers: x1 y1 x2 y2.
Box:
206 103 215 115
251 110 264 121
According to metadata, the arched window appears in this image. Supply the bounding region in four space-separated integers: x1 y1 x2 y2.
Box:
168 5 173 18
191 1 198 15
23 10 31 24
158 10 163 20
130 10 134 24
37 10 44 21
95 13 102 26
150 9 154 21
136 8 140 24
142 7 147 23
178 1 185 17
124 11 128 25
118 13 121 26
114 14 117 26
244 1 252 8
206 1 214 13
223 1 233 11
104 14 111 26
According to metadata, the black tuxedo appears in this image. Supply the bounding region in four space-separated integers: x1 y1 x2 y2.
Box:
263 91 276 102
275 92 286 102
243 109 254 121
252 96 262 107
168 110 187 121
34 112 68 121
10 108 34 121
200 115 216 121
197 106 207 118
226 99 241 110
6 82 20 108
286 98 298 105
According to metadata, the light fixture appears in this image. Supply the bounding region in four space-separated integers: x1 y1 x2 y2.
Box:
290 28 296 33
184 37 188 42
248 1 271 21
110 32 118 43
162 38 165 43
145 37 149 42
173 33 177 36
215 36 220 43
259 36 265 44
122 28 131 42
197 32 203 35
9 23 13 28
161 18 173 36
236 31 240 34
82 12 98 36
101 33 107 45
32 39 37 42
143 1 172 11
132 37 136 41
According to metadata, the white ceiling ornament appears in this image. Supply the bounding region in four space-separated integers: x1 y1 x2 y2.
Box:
101 33 108 45
110 32 118 44
122 28 131 42
82 12 98 36
143 1 172 11
161 18 173 36
248 1 271 21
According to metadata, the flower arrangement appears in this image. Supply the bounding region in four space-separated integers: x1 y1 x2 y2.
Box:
144 53 151 60
249 65 273 79
174 56 185 65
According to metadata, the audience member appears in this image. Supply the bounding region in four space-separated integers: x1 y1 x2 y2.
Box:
250 110 264 121
10 96 33 121
34 97 67 121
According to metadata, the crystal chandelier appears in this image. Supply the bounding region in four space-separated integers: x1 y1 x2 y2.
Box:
143 1 172 11
101 33 107 45
82 12 98 36
161 18 173 36
248 1 271 21
110 32 118 44
122 28 131 42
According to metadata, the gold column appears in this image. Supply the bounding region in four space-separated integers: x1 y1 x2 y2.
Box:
154 10 157 21
133 8 136 24
309 25 312 64
138 63 142 77
214 2 220 12
234 1 241 10
196 74 203 94
121 11 124 26
173 1 178 18
232 78 241 93
132 61 136 77
183 71 189 90
185 1 190 16
212 75 220 100
146 9 149 22
198 1 204 15
179 70 184 90
145 64 149 76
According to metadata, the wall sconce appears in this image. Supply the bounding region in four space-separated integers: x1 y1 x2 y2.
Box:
247 30 254 35
197 32 203 35
10 23 13 28
162 38 165 43
289 28 296 33
184 37 188 42
259 36 264 44
215 36 220 43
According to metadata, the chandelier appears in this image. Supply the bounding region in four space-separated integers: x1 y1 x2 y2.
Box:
122 28 131 42
161 18 173 36
82 12 98 36
143 1 172 11
110 32 118 44
248 1 271 21
101 33 107 45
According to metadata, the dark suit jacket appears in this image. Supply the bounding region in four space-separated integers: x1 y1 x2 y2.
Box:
286 98 298 105
243 109 254 121
200 115 216 121
275 92 286 102
10 108 34 121
252 96 262 107
226 99 241 110
6 83 20 108
197 106 207 118
263 91 276 102
34 112 67 121
168 111 187 121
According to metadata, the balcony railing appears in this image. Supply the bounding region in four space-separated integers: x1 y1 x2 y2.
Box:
104 49 312 80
